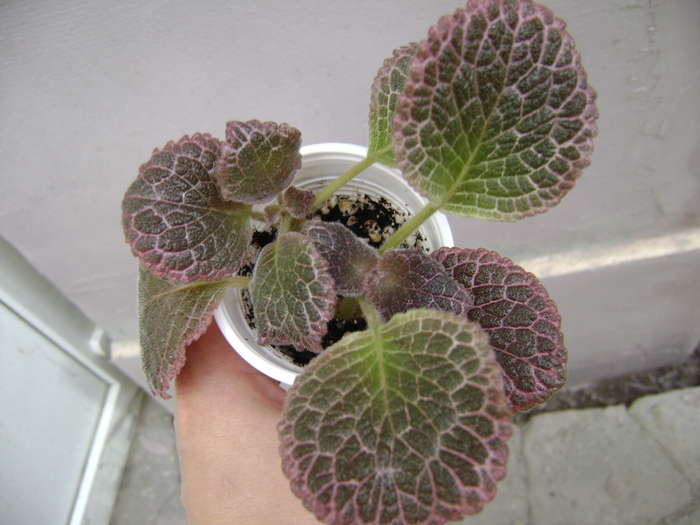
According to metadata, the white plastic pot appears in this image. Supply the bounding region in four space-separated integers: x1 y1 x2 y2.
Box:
213 143 453 387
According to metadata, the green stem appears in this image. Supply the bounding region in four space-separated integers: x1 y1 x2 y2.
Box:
310 144 393 212
279 214 292 235
379 202 440 255
223 276 252 288
150 275 251 302
250 211 267 222
358 296 382 332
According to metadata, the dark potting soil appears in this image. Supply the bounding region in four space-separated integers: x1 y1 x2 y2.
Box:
317 194 424 249
241 193 423 368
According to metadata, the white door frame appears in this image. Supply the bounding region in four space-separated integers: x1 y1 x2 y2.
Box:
0 235 140 525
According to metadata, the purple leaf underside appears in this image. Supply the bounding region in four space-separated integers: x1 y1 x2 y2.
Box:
138 265 231 398
393 0 598 221
279 309 512 525
121 133 252 283
366 248 473 322
217 120 302 205
368 43 418 167
249 232 336 353
432 247 566 412
302 220 380 297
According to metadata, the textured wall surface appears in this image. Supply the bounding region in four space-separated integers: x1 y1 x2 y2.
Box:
1 0 698 384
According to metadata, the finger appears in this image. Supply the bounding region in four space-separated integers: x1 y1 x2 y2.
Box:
176 318 287 410
173 320 317 524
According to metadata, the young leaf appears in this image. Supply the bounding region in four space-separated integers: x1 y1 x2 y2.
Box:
366 248 473 322
279 309 512 525
393 0 598 221
432 247 566 412
121 133 253 283
284 185 316 219
249 232 336 352
368 43 418 167
302 220 379 297
263 203 283 224
138 265 231 398
216 120 302 204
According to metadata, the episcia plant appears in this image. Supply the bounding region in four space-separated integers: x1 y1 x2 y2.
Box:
121 0 597 523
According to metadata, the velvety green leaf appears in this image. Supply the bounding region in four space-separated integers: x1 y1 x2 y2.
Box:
368 43 418 166
393 0 598 221
249 232 336 352
366 248 473 322
138 265 231 398
121 133 253 283
302 220 379 297
279 309 512 525
432 247 566 412
216 120 302 204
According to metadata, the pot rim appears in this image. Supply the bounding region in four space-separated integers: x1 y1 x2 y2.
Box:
214 143 453 386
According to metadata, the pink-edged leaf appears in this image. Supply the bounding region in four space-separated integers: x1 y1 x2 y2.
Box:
279 309 512 525
368 43 418 167
302 220 379 297
121 133 253 283
249 232 336 353
138 265 231 398
263 203 283 224
366 248 473 322
216 120 302 204
283 185 316 219
393 0 598 221
432 247 566 412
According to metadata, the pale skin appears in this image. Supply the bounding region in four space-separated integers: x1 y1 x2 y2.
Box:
174 321 320 524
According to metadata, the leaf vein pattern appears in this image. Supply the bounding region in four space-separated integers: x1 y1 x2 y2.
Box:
393 0 597 221
279 310 512 524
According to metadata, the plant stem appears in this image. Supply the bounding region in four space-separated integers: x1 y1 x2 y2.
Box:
223 276 252 288
250 211 267 222
379 202 440 254
310 144 393 212
279 214 292 235
358 296 382 332
151 275 251 303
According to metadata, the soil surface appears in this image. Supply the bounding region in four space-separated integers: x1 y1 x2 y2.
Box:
317 194 424 249
241 192 423 367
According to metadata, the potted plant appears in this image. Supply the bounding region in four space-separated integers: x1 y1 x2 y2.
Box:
121 0 598 523
212 142 457 387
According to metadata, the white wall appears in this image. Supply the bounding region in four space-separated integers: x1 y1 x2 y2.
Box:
1 0 698 386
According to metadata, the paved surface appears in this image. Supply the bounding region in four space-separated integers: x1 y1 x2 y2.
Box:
467 386 700 525
110 386 700 525
109 396 186 525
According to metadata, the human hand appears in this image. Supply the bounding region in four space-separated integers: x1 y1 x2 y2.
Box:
175 320 320 524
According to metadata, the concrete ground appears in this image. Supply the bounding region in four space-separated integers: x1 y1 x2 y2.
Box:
468 386 700 525
110 356 700 525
